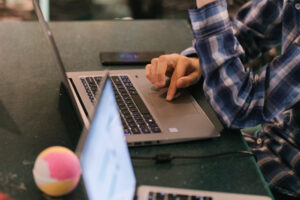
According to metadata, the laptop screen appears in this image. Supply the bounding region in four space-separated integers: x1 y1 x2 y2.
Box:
80 78 136 200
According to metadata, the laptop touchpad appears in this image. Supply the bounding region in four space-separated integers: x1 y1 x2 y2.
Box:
147 87 198 117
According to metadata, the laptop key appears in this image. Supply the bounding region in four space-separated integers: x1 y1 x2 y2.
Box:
136 119 146 125
150 126 161 133
124 82 133 87
128 122 138 128
123 95 131 100
126 118 134 123
140 126 150 134
91 85 98 95
94 76 102 85
191 196 202 200
127 86 136 91
129 90 137 95
131 127 141 134
86 77 96 87
120 75 131 83
111 76 122 85
176 195 188 200
124 128 131 135
147 192 154 200
124 99 133 104
123 114 132 120
155 193 165 200
127 103 135 109
145 116 155 124
131 94 149 114
167 194 177 200
118 85 125 90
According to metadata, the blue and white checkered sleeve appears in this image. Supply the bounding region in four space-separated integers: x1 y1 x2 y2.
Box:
189 0 300 128
180 40 198 57
233 0 282 60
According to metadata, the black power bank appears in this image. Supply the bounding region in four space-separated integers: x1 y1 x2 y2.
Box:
100 51 165 66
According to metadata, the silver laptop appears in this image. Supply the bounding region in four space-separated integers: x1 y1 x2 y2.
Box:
75 75 272 200
33 0 220 146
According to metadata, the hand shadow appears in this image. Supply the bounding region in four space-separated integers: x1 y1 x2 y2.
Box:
150 78 183 100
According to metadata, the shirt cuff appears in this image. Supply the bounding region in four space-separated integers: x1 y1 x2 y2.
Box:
180 45 198 57
188 0 230 39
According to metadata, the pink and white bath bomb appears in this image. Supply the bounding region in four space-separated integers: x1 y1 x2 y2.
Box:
32 146 81 196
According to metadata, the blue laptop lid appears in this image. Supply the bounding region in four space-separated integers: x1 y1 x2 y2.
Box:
78 76 136 200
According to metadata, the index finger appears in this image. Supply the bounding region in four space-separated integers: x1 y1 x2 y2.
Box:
166 57 189 101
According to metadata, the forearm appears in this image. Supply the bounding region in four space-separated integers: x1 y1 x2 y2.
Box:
189 0 300 128
196 0 216 8
197 0 282 61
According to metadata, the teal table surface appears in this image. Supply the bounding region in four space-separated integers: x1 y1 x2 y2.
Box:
0 20 273 199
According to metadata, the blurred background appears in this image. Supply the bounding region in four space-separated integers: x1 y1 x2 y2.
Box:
0 0 279 67
0 0 247 21
0 0 197 21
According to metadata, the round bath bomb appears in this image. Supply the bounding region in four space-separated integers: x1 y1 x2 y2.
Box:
0 192 10 200
32 146 81 197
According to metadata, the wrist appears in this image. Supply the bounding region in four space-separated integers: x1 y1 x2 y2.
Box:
196 0 216 8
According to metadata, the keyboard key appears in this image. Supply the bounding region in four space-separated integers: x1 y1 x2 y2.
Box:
86 77 96 86
191 196 202 200
126 118 134 123
145 117 155 124
94 76 102 85
124 82 133 87
123 95 131 100
118 85 125 90
127 86 136 91
140 126 150 134
155 193 165 200
132 112 142 117
127 103 135 109
150 126 161 133
136 119 146 125
129 90 137 95
120 76 131 83
147 192 154 200
90 85 98 95
111 76 122 85
123 114 132 119
177 195 188 200
124 99 133 104
123 128 131 135
128 122 137 128
131 127 141 134
167 194 177 200
131 94 149 114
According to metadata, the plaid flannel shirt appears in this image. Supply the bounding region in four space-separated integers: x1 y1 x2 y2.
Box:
187 0 300 196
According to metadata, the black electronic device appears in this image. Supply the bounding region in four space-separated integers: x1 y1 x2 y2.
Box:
100 51 165 65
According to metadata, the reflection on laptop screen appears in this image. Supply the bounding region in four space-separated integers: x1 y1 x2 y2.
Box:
80 78 136 200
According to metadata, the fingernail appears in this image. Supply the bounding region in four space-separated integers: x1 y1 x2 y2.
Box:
166 94 171 101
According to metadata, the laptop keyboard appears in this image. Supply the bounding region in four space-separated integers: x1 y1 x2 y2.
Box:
80 75 161 135
148 192 213 200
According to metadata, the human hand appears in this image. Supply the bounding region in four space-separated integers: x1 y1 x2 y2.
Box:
196 0 217 8
145 54 202 101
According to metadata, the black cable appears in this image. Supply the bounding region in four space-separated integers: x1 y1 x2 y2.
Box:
272 185 300 200
131 150 254 164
